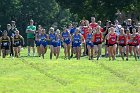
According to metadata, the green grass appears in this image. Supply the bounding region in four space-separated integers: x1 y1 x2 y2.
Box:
0 48 140 93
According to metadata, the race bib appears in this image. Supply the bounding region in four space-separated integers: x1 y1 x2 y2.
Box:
89 41 92 43
15 41 19 44
65 37 69 41
120 40 124 43
112 38 115 41
3 42 8 46
96 38 100 42
134 41 137 43
52 39 55 42
74 41 78 43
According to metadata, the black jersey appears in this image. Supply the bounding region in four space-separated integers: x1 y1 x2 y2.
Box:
13 35 21 47
1 36 10 49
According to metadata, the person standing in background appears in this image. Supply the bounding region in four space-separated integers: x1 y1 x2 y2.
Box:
26 19 36 56
11 21 17 32
89 17 98 31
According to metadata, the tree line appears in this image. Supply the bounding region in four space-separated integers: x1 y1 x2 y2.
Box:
0 0 140 36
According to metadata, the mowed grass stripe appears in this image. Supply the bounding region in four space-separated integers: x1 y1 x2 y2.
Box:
0 58 64 93
21 56 138 93
99 61 140 88
20 57 70 86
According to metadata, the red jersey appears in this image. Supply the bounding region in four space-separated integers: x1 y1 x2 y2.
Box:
126 34 132 45
100 27 104 32
138 34 140 44
108 33 117 44
82 26 89 39
118 35 127 45
89 23 98 30
93 32 102 43
132 34 139 46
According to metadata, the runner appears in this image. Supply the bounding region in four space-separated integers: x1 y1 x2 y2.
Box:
40 29 48 59
131 28 139 61
103 21 111 57
0 30 11 58
72 28 83 60
86 27 94 60
7 24 15 57
107 27 117 61
126 29 132 60
93 26 103 60
13 30 24 58
61 27 71 60
35 25 42 57
56 29 61 59
117 28 127 60
80 20 89 56
69 23 76 58
138 27 140 59
49 27 56 60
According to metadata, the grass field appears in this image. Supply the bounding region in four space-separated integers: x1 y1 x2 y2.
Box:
0 48 140 93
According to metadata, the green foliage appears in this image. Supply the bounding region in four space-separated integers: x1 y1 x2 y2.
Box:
0 0 140 35
0 0 72 35
56 0 140 21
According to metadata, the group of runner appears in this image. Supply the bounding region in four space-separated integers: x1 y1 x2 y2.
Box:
0 17 140 61
0 21 24 58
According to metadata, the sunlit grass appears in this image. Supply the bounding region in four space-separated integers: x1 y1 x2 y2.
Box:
0 48 140 93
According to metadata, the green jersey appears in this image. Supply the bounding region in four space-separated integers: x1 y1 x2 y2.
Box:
26 25 36 39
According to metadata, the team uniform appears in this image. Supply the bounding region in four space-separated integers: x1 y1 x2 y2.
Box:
86 33 93 47
127 34 132 46
89 23 98 30
49 33 57 47
56 34 61 47
93 32 103 45
81 26 89 40
132 34 139 47
138 34 140 46
118 35 127 47
35 33 41 47
1 36 10 50
108 33 117 46
13 35 22 47
62 31 71 45
73 34 82 47
40 34 48 47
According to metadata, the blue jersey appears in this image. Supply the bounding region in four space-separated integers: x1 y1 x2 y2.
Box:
62 31 70 44
40 34 47 47
73 34 81 47
49 33 56 42
49 33 58 47
86 33 94 47
70 28 76 35
86 33 92 43
35 33 42 47
40 34 47 42
56 34 61 46
73 34 81 44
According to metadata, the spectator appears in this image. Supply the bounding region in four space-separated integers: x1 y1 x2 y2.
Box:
89 17 98 31
26 19 36 56
11 21 17 32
